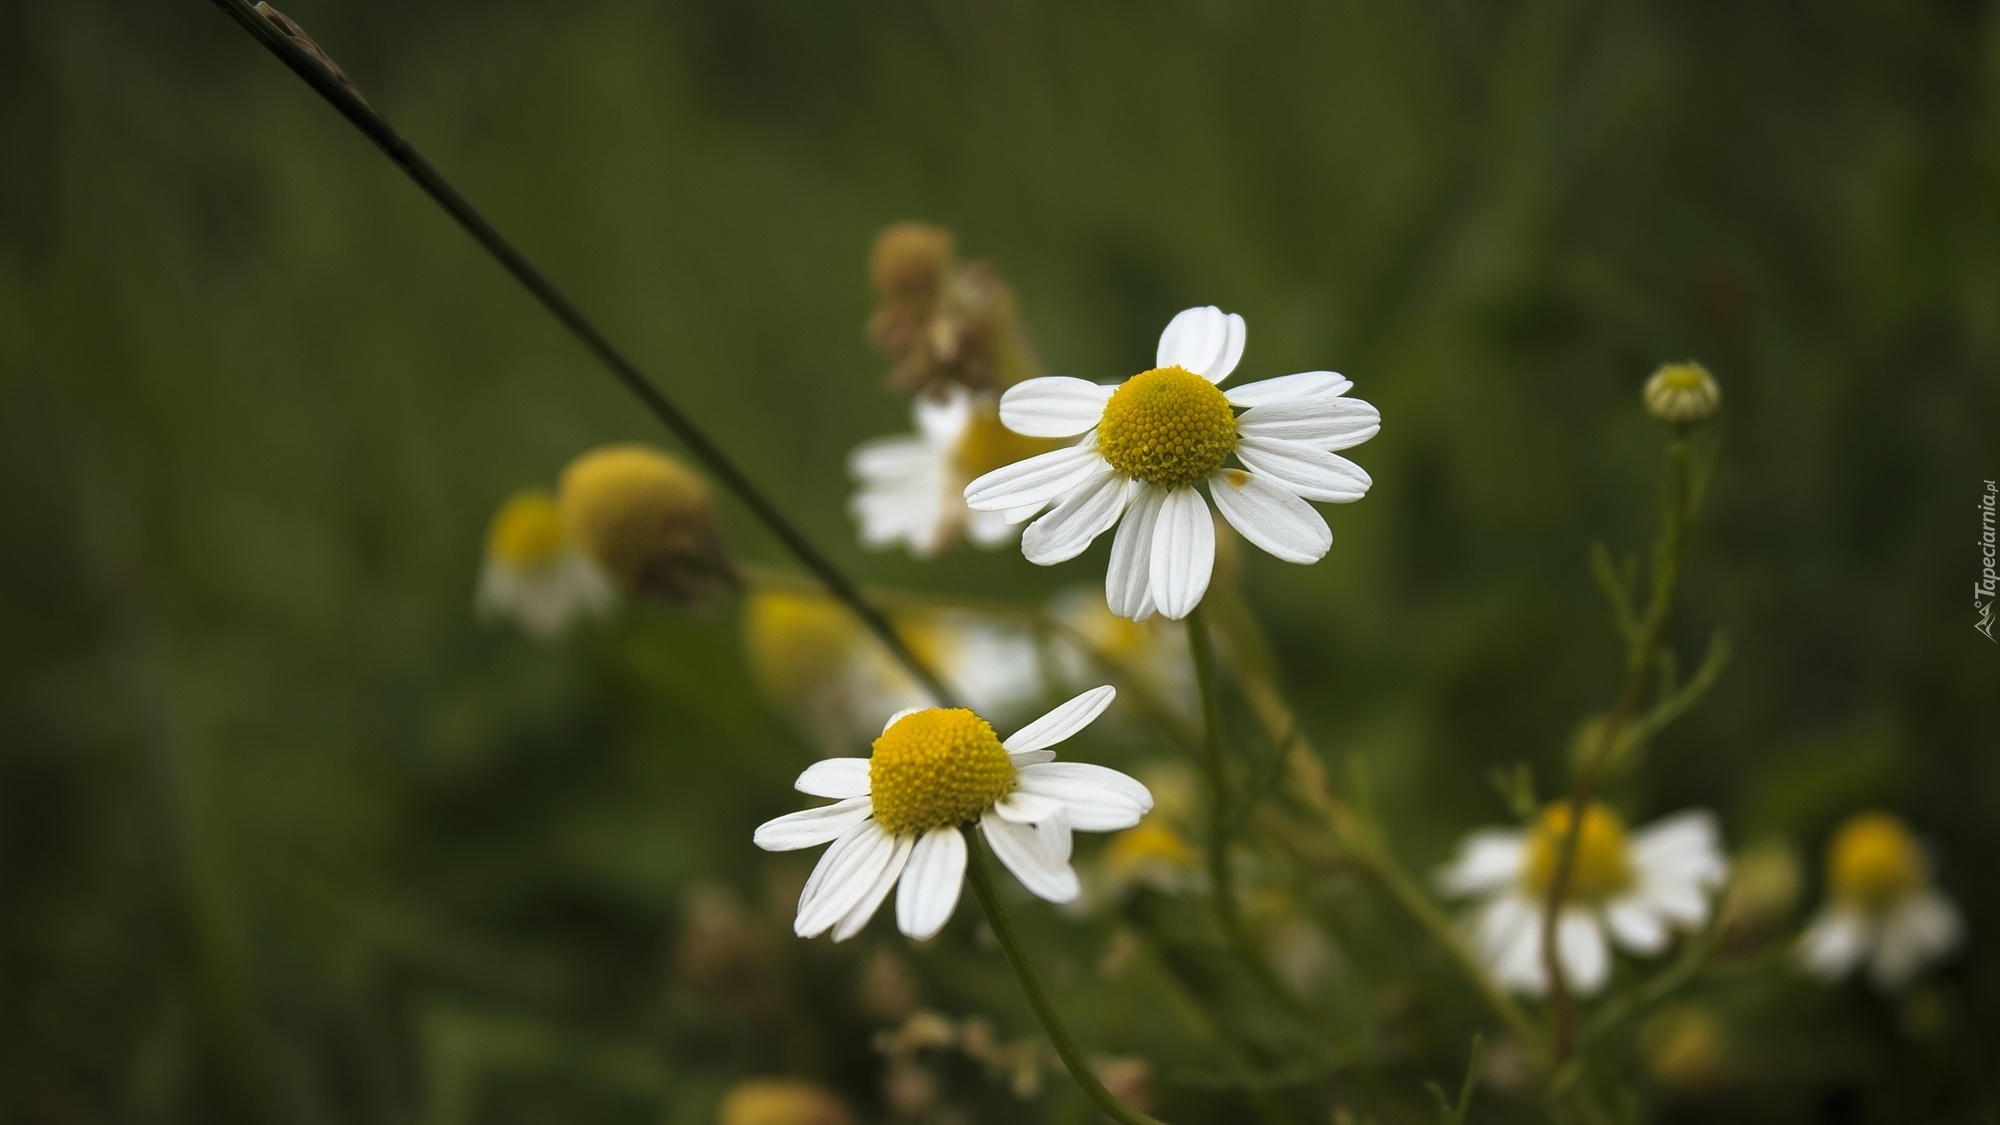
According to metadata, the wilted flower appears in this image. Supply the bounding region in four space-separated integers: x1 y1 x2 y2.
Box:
848 385 1056 557
559 443 736 607
718 1077 855 1125
1642 361 1721 424
753 687 1152 941
867 222 1040 397
964 306 1379 621
1437 804 1729 995
475 489 617 638
1798 812 1963 991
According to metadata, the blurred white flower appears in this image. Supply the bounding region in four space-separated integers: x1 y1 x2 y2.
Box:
1437 804 1729 996
1797 812 1963 992
475 490 616 639
964 306 1379 620
848 386 1054 558
1046 586 1194 724
754 688 1152 941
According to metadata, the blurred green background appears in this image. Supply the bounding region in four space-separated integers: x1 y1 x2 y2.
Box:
3 0 1997 1121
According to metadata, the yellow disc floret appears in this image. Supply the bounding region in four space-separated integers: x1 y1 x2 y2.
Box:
1525 802 1635 902
486 490 568 568
953 405 1058 481
1642 361 1721 424
1826 812 1925 912
869 708 1015 835
1095 366 1238 488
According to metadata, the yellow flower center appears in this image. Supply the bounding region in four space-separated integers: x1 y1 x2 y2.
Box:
1095 366 1238 488
486 490 568 567
1525 803 1634 902
1106 822 1197 879
1827 812 1924 911
869 708 1015 835
953 406 1058 481
1655 364 1709 393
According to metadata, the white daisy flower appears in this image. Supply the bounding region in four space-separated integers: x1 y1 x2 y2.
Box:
849 386 1054 558
1797 812 1963 992
753 686 1153 942
961 306 1380 620
1437 804 1729 996
475 490 617 639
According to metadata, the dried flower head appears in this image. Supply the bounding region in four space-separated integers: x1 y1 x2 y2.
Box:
867 222 1041 397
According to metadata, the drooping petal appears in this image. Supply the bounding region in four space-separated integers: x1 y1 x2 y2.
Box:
1435 829 1529 897
1469 893 1545 994
1014 762 1154 831
1236 396 1381 452
754 796 874 852
1022 465 1130 565
1223 371 1352 408
794 820 900 937
1208 469 1332 565
829 832 916 941
1557 908 1611 995
1105 486 1165 621
1870 890 1963 990
1798 905 1872 981
1000 377 1115 438
981 811 1082 903
912 386 975 445
795 758 871 799
896 827 968 941
1604 898 1669 954
1155 306 1246 382
1149 487 1215 620
1002 685 1118 754
1234 438 1372 503
963 444 1105 513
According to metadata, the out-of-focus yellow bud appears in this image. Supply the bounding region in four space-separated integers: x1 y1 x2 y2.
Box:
1642 361 1721 424
486 490 568 567
559 443 736 607
870 222 955 302
1721 837 1802 932
1826 811 1926 911
743 589 867 707
1639 1004 1728 1093
717 1078 854 1125
1105 822 1199 890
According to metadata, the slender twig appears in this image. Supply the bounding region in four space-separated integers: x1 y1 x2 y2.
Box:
205 0 953 706
962 830 1167 1125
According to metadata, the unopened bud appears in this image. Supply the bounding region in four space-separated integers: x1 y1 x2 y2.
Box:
1643 361 1721 424
717 1078 854 1125
558 443 736 607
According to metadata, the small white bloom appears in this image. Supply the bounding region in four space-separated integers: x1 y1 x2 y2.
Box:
475 490 617 639
1797 812 1963 992
962 306 1379 620
1437 804 1729 996
754 687 1152 942
849 386 1052 558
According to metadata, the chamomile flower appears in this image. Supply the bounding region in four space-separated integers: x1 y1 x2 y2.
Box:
753 687 1152 942
475 490 616 638
1797 812 1964 991
1437 803 1729 996
848 386 1054 557
963 306 1379 620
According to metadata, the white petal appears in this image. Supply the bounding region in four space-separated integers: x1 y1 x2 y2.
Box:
848 435 935 480
1798 906 1872 981
1235 396 1381 452
981 811 1082 903
1469 893 1545 994
1014 762 1154 831
1435 829 1528 897
795 759 871 799
1630 810 1727 880
754 797 874 852
794 820 899 937
1149 487 1215 620
963 444 1105 512
1604 898 1669 955
1207 469 1332 565
1155 306 1246 382
1105 486 1165 621
912 387 974 445
1558 909 1610 995
1870 890 1963 990
964 507 1023 548
830 832 916 942
1009 749 1056 766
999 378 1114 438
1003 685 1118 754
1224 371 1352 408
993 790 1067 824
1234 438 1372 503
895 827 968 941
1021 466 1129 565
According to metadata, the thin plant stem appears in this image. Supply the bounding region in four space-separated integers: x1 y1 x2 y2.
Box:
1539 429 1695 1062
205 0 953 707
961 829 1168 1125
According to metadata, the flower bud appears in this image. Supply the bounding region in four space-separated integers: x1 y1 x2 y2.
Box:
1643 361 1721 424
558 443 736 607
869 222 954 302
718 1078 854 1125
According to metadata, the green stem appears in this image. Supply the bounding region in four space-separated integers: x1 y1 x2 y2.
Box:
206 0 954 708
962 831 1168 1125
